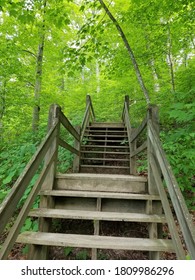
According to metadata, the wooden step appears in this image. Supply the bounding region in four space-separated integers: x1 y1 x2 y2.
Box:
81 157 129 162
29 209 166 223
85 129 127 133
80 164 129 169
81 150 130 155
17 232 174 252
81 145 129 149
90 122 125 128
54 173 147 193
84 134 128 138
84 139 128 143
40 190 159 200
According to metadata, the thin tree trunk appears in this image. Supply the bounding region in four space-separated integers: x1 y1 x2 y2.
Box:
32 0 47 131
0 79 6 139
144 32 160 92
167 24 175 93
96 60 100 94
98 0 150 104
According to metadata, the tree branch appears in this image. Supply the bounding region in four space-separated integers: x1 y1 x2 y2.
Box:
22 49 37 59
98 0 150 104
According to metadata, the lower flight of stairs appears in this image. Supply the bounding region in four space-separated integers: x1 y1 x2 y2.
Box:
16 173 174 259
80 122 130 174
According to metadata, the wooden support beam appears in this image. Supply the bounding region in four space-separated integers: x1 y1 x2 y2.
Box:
59 138 79 156
73 126 81 173
130 141 147 157
92 198 102 260
59 112 80 142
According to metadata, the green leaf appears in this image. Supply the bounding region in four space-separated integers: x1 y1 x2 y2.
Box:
3 170 16 185
64 247 73 257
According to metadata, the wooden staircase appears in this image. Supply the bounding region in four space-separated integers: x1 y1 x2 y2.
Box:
0 95 195 260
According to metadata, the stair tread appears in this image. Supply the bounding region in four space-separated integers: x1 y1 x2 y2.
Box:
55 173 146 193
81 157 129 162
84 139 127 142
17 232 174 252
56 173 147 182
81 151 130 155
81 145 129 149
84 134 127 138
85 129 127 133
90 122 125 128
40 190 158 200
29 208 166 223
80 164 129 169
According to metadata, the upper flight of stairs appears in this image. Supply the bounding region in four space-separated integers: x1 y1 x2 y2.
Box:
80 122 130 174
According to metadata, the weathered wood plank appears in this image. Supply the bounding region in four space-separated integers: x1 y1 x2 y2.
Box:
58 138 79 155
92 197 101 260
59 112 80 141
130 141 147 157
130 139 137 175
131 117 147 143
56 173 147 181
80 157 129 162
29 208 166 223
86 94 95 121
73 126 80 173
79 164 129 170
90 123 125 128
16 232 175 252
55 175 146 193
81 150 130 155
40 190 160 200
0 122 58 236
80 114 90 141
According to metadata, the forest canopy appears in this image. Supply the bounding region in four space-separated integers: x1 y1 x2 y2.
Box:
0 0 195 207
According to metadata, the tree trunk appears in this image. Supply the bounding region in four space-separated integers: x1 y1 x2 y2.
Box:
0 79 6 139
98 0 150 104
32 0 47 131
167 24 175 93
96 60 100 94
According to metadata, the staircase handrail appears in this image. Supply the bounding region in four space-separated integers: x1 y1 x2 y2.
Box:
148 119 195 259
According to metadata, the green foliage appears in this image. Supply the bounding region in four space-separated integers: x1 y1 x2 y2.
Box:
64 247 73 257
21 218 38 233
75 249 88 260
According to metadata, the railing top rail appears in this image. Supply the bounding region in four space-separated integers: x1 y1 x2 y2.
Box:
86 94 95 121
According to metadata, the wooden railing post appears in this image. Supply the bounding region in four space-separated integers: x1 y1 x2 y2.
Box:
86 94 90 107
147 105 162 260
28 104 60 259
73 126 81 173
125 96 136 175
125 95 129 114
42 104 60 190
147 105 160 194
